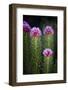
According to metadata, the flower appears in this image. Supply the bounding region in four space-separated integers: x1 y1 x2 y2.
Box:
30 27 42 37
23 21 31 32
42 48 53 57
43 26 54 35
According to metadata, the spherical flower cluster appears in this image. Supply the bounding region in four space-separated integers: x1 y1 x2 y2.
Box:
43 48 53 57
43 26 54 35
23 21 31 32
30 27 42 37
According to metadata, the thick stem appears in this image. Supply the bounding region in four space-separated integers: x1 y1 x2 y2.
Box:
23 32 31 74
43 35 54 49
43 35 54 73
44 57 53 73
30 37 41 74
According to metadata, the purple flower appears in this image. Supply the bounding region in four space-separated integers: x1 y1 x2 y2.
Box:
43 48 53 57
43 26 54 35
23 21 31 32
30 27 42 37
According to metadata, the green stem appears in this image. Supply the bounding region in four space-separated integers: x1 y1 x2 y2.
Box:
30 37 41 74
43 35 54 49
23 32 31 74
43 35 54 73
44 57 53 73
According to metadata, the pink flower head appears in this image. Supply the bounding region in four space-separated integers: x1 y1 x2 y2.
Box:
43 26 54 35
23 21 31 32
30 27 42 37
43 48 53 57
